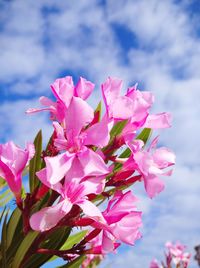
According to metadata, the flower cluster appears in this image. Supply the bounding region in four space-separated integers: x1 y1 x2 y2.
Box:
150 241 191 268
0 76 175 265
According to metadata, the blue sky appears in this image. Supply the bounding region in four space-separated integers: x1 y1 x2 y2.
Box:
0 0 200 267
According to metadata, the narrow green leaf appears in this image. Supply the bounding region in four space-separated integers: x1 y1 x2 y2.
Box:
7 208 21 248
60 230 88 250
0 193 13 207
1 209 9 268
94 101 102 122
136 128 152 144
57 255 86 268
49 230 88 262
0 177 6 189
25 227 71 268
12 231 39 268
0 207 7 225
29 130 42 193
110 120 127 139
0 182 13 207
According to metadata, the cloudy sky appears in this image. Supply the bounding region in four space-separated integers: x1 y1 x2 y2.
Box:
0 0 200 267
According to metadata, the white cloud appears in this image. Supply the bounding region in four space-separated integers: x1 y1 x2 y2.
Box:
0 99 52 146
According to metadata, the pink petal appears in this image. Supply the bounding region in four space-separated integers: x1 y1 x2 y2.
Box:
81 177 106 196
144 174 165 198
84 116 110 147
153 147 176 168
102 77 122 115
64 157 85 184
36 168 63 195
74 77 94 100
102 231 116 253
79 148 109 176
111 96 134 119
111 212 142 245
50 76 74 107
39 96 55 106
53 122 68 151
65 97 94 138
26 142 35 160
26 107 52 114
44 153 74 184
78 199 106 224
30 200 71 232
144 112 172 129
0 159 19 194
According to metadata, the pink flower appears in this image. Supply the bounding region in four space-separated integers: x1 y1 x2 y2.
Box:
41 96 109 185
26 76 95 123
92 191 142 253
102 77 171 132
0 141 35 199
165 242 191 267
125 139 175 198
102 77 153 122
30 166 106 232
149 259 160 268
81 236 104 268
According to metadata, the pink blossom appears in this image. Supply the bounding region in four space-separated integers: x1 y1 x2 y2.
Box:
30 165 106 231
91 191 142 253
125 139 175 198
149 259 160 268
41 96 109 185
165 242 191 267
81 235 104 268
102 77 172 134
102 77 152 122
0 141 35 199
26 76 94 123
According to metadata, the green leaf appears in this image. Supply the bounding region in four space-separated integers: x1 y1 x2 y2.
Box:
25 227 71 268
0 177 6 189
136 128 152 144
0 189 13 207
12 231 39 268
0 207 7 225
94 101 102 122
60 230 88 250
1 209 9 268
49 230 88 262
7 208 21 248
29 130 42 193
57 255 86 268
110 120 127 140
0 178 14 207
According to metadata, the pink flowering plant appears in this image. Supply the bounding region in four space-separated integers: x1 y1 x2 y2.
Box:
150 241 191 268
0 76 175 268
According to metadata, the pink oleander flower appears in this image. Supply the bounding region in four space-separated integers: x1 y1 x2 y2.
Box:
124 137 175 198
0 141 35 199
90 190 142 253
30 167 106 231
26 76 95 123
102 77 171 130
166 242 191 268
81 235 104 268
149 259 161 268
150 242 191 268
40 96 110 185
